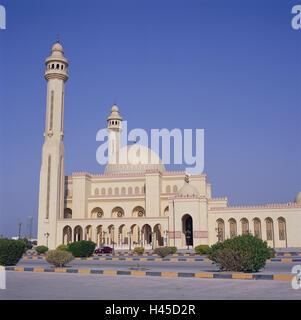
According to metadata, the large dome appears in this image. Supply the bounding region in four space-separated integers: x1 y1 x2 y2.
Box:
104 144 165 174
177 181 200 197
295 191 301 204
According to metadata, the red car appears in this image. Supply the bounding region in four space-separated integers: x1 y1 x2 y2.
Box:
94 246 113 254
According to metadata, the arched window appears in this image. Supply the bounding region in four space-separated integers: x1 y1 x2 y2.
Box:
278 217 286 241
128 187 133 195
56 64 59 69
64 208 72 219
166 185 171 193
229 218 237 238
216 219 225 242
241 218 249 235
91 207 103 218
135 187 139 194
111 207 124 218
114 187 119 195
173 185 178 193
132 206 145 217
121 187 126 195
101 188 106 195
94 188 99 195
265 218 274 241
108 188 112 195
253 218 261 239
163 206 169 217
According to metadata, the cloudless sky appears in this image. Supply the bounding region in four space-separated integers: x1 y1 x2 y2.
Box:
0 0 300 238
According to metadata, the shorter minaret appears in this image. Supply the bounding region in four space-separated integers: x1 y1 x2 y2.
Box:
107 103 123 164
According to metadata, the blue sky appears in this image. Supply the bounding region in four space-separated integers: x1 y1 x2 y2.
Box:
0 0 300 238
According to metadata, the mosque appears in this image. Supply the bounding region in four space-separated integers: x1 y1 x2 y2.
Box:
37 41 301 250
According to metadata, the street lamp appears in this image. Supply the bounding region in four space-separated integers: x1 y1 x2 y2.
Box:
112 226 115 252
18 221 22 239
127 231 132 251
44 232 49 247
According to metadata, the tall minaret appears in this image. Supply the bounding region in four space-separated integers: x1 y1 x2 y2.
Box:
107 103 123 164
37 40 69 249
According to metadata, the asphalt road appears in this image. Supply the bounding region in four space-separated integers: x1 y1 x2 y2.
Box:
17 258 300 274
1 271 300 300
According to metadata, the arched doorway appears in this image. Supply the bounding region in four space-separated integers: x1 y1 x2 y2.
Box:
62 226 72 244
182 214 193 247
154 224 164 247
141 224 152 245
84 225 93 241
119 224 128 245
96 225 103 247
74 226 83 242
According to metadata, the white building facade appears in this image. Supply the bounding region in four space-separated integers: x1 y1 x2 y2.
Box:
37 42 301 250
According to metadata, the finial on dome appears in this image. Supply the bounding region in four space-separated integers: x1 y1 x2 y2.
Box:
184 174 190 183
56 33 60 43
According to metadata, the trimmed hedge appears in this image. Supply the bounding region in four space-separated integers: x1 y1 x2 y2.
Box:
154 247 170 258
35 245 48 254
19 238 33 252
207 233 270 272
167 246 177 254
67 241 96 257
194 245 211 255
56 244 70 252
134 247 144 255
268 247 276 258
45 250 73 267
0 239 25 266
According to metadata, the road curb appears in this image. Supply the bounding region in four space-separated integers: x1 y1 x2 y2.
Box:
21 256 301 263
3 266 297 281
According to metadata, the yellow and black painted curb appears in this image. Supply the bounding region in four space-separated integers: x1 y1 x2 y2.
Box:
3 266 297 281
22 256 301 263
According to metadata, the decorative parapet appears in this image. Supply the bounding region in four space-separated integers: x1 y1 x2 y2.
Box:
208 197 228 201
210 202 301 211
171 194 207 200
161 171 186 176
72 172 91 179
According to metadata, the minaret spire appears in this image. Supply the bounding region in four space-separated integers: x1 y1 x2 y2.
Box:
37 41 69 249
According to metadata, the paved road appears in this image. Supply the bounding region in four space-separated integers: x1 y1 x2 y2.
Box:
17 258 300 274
1 271 300 300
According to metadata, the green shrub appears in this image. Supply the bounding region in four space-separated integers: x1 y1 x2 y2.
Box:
45 250 73 267
0 239 25 266
268 247 276 258
167 246 177 254
35 245 48 254
19 238 33 252
68 241 96 257
154 247 170 258
208 234 270 272
194 245 211 255
134 247 144 255
56 244 70 252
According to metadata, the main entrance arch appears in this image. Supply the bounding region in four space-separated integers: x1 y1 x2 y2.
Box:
182 214 193 246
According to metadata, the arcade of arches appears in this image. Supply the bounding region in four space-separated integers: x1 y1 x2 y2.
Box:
62 223 165 249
